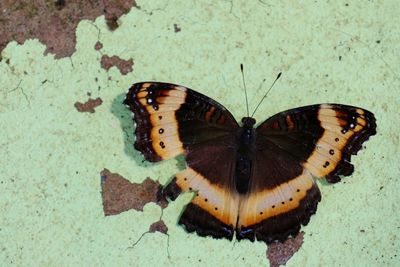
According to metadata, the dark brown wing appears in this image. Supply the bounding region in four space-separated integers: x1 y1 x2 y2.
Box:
236 104 376 243
124 82 240 239
163 144 240 240
124 82 239 161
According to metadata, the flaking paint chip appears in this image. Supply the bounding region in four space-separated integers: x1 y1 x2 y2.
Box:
74 97 103 113
267 232 304 267
149 220 168 234
100 55 134 75
100 168 167 216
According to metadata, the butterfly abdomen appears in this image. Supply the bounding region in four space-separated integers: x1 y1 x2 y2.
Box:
235 124 257 194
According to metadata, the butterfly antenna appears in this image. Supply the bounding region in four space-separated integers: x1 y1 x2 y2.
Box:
240 64 250 117
251 72 282 118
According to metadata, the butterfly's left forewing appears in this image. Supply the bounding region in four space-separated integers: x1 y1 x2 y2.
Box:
237 104 376 243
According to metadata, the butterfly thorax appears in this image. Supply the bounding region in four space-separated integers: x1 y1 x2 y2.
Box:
235 117 257 194
241 117 256 129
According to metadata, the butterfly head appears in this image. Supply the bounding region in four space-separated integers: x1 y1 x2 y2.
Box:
241 117 256 129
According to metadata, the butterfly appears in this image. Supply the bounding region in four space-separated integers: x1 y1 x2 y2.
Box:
123 81 376 244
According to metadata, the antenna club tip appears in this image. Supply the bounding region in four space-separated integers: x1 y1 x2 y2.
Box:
240 64 243 71
277 72 282 79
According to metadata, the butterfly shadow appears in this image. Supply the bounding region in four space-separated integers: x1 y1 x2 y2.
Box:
111 93 154 167
111 93 188 188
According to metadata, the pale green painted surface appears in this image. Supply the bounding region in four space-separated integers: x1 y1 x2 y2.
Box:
0 1 399 266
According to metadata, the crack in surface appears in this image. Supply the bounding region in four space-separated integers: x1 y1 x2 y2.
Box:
128 209 170 258
7 80 30 105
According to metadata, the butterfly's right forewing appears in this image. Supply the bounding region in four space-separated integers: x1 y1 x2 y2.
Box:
125 82 241 240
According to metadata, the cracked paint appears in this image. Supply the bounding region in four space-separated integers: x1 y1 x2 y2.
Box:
130 217 171 258
100 168 167 215
5 80 30 106
267 232 304 267
100 168 170 257
94 41 103 51
74 97 103 113
100 55 134 75
149 220 168 234
0 0 139 58
0 1 398 267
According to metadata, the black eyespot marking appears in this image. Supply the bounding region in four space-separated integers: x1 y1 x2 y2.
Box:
272 205 275 208
335 137 339 142
159 141 165 148
323 161 330 168
281 201 285 205
159 128 164 134
184 177 187 181
296 189 300 192
289 198 293 201
189 187 192 190
158 115 163 120
204 198 208 202
153 104 159 110
260 212 263 215
341 129 347 134
329 149 335 155
214 207 218 211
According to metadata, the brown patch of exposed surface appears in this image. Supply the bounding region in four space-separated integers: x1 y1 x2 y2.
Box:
267 232 304 267
0 1 138 58
55 0 66 10
74 97 103 113
173 23 181 32
132 0 141 9
100 168 167 216
149 220 168 234
105 15 119 31
100 55 134 75
94 41 103 51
